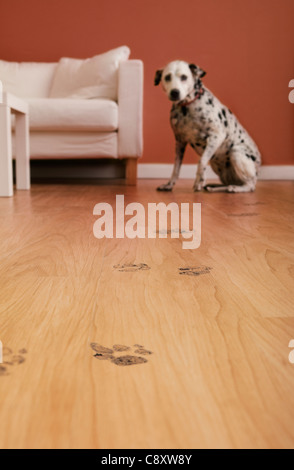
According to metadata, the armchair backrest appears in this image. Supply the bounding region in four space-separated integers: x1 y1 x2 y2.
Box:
0 60 57 98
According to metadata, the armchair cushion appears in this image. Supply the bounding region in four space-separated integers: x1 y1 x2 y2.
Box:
26 98 118 132
49 46 130 101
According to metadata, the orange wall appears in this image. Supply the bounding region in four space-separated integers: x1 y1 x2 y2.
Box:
1 0 293 165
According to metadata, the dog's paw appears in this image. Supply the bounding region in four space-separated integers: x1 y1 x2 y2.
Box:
227 185 236 193
193 182 204 192
156 183 173 192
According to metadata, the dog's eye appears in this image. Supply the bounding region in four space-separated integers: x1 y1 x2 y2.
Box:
164 74 172 82
180 75 188 81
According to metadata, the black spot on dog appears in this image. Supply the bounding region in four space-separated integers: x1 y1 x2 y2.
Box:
182 107 188 116
246 154 256 161
218 112 222 120
154 69 163 86
193 79 202 90
206 98 214 106
222 108 226 118
224 121 228 127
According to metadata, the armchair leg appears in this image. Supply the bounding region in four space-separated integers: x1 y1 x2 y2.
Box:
125 158 138 185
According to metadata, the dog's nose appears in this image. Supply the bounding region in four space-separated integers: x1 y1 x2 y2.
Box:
170 89 180 101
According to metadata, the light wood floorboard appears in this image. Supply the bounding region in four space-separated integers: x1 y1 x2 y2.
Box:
0 180 293 448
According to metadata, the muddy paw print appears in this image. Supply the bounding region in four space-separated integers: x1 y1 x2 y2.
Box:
90 343 153 366
179 266 212 277
0 347 27 376
244 202 267 206
227 213 259 217
156 228 193 236
113 263 151 272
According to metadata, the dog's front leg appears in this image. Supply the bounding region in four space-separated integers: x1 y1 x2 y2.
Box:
157 141 186 191
193 135 224 191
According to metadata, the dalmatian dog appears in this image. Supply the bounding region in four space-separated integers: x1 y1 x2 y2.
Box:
154 61 261 192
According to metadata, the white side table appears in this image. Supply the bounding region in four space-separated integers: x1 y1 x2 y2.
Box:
0 82 30 197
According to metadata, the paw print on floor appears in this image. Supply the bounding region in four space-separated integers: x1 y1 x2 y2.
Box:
113 263 151 272
90 343 153 366
244 202 267 206
156 228 194 236
0 347 27 376
227 213 259 217
179 266 212 276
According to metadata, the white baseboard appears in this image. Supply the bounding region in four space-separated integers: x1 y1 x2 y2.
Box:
257 165 294 180
138 164 294 180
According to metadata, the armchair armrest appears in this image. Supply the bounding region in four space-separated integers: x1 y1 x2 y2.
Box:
118 60 143 158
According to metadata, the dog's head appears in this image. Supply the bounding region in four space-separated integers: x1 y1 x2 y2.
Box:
154 60 206 102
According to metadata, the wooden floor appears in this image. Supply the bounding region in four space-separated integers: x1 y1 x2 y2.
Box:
0 180 293 449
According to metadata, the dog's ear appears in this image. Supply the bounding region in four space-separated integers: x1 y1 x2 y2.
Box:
189 64 206 79
154 69 163 86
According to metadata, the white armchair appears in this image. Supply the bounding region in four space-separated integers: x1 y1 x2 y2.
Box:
0 46 143 184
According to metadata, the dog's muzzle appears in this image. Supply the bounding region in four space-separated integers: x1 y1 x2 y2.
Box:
169 89 181 101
